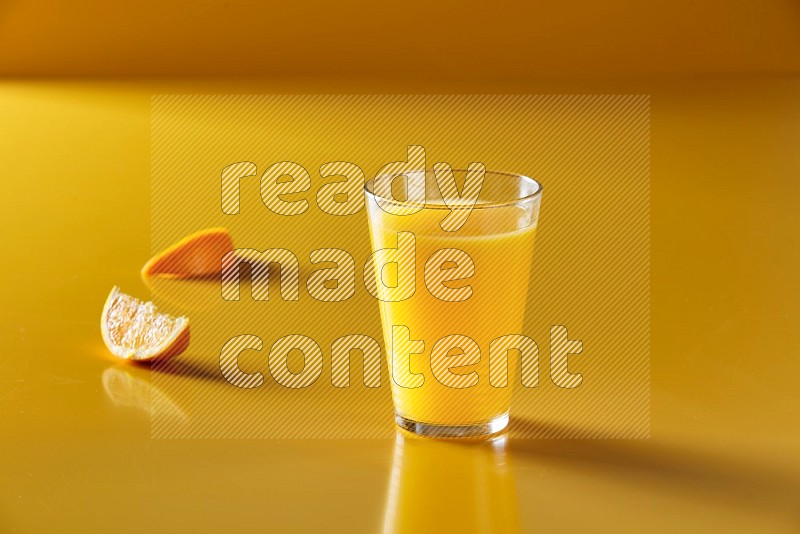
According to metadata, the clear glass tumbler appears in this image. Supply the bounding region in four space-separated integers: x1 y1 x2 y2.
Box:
365 169 542 437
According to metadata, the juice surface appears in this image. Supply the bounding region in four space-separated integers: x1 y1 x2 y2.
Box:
368 203 537 425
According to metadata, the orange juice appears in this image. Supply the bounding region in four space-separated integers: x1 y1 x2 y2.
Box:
365 171 541 435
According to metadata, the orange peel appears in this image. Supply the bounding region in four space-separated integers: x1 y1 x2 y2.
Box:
141 227 233 280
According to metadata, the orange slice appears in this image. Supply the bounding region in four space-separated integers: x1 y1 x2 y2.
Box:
101 286 190 361
141 227 233 279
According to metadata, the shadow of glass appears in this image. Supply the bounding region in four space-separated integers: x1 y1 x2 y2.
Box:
383 429 520 534
509 417 800 519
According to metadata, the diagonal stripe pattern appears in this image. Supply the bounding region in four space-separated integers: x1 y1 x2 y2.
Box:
150 94 650 439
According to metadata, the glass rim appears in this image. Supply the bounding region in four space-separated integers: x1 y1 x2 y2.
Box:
363 169 542 211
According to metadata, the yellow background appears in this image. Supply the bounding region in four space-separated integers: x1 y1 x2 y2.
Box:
1 0 800 532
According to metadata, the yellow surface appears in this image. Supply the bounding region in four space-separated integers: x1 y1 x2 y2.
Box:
385 430 520 533
368 203 537 425
1 76 799 532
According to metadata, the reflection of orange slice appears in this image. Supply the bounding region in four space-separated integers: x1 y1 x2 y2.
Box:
102 365 187 422
101 287 190 361
141 227 233 279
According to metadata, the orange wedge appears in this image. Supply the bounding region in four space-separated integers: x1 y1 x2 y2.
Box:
101 287 190 361
141 227 233 279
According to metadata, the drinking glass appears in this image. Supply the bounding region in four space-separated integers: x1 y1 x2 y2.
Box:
365 169 542 437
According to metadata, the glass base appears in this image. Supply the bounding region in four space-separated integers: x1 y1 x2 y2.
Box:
394 412 509 438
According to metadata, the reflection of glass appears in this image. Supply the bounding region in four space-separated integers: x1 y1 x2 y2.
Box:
383 429 520 533
365 170 542 437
